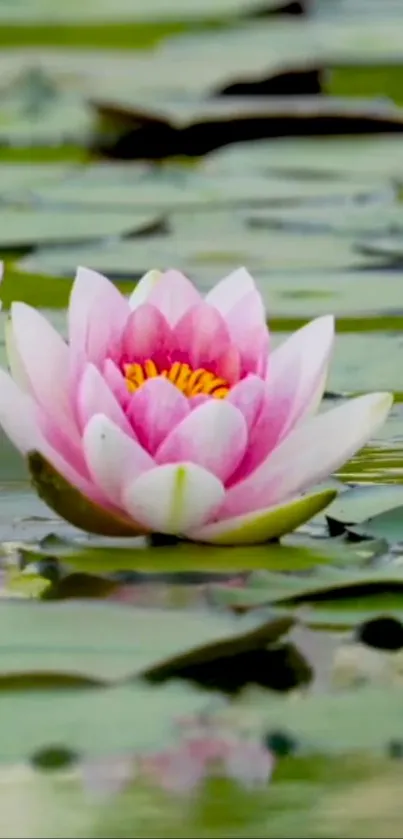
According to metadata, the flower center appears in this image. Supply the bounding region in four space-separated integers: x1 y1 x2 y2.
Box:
123 360 230 399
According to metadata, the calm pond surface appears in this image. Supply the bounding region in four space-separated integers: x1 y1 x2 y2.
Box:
2 0 403 836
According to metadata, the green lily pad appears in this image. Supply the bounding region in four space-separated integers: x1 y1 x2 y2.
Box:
247 204 403 239
211 564 403 626
0 0 283 23
325 485 403 529
236 686 403 753
0 208 161 248
348 504 403 542
0 163 74 195
18 228 379 279
357 235 403 262
298 596 403 629
30 165 390 211
0 679 208 763
0 599 278 683
20 531 349 574
208 135 403 180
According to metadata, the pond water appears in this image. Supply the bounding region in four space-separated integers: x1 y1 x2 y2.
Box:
1 0 403 836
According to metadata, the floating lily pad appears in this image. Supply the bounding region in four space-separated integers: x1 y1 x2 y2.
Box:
0 0 289 23
247 204 403 238
348 505 403 542
28 163 389 209
0 163 74 196
0 599 275 682
211 564 403 626
0 679 209 763
238 686 403 753
207 135 403 180
357 234 403 262
19 530 351 574
325 485 403 528
92 95 403 159
0 208 161 248
17 229 380 279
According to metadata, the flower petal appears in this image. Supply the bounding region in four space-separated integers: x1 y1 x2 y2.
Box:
205 267 256 315
0 368 104 504
189 394 210 410
38 411 89 477
188 489 337 544
156 400 248 484
28 450 144 536
227 375 266 431
5 314 31 391
123 462 225 534
146 269 201 326
0 367 42 455
219 392 393 519
68 266 130 373
127 377 189 455
121 303 173 367
128 269 163 310
83 414 154 505
269 315 334 434
173 303 231 371
224 289 269 377
228 357 301 484
76 363 133 436
10 302 79 439
102 359 131 410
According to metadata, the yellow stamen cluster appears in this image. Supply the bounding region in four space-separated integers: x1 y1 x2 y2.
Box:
124 360 230 399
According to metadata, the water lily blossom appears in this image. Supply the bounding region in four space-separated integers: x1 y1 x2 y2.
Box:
0 266 393 544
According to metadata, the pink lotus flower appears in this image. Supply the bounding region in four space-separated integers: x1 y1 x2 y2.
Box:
0 266 392 545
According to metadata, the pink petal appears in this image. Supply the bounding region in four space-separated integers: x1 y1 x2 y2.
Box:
205 267 256 315
76 364 133 436
10 302 79 442
214 344 241 385
228 357 301 484
146 269 201 326
173 303 231 372
68 266 130 377
0 368 103 505
0 368 42 455
156 400 247 484
127 377 189 455
268 316 334 436
121 303 173 367
102 359 130 410
224 289 269 377
218 392 393 519
83 414 154 505
38 411 89 478
189 394 210 410
227 375 266 431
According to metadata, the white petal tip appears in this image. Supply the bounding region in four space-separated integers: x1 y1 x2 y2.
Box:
124 462 225 534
